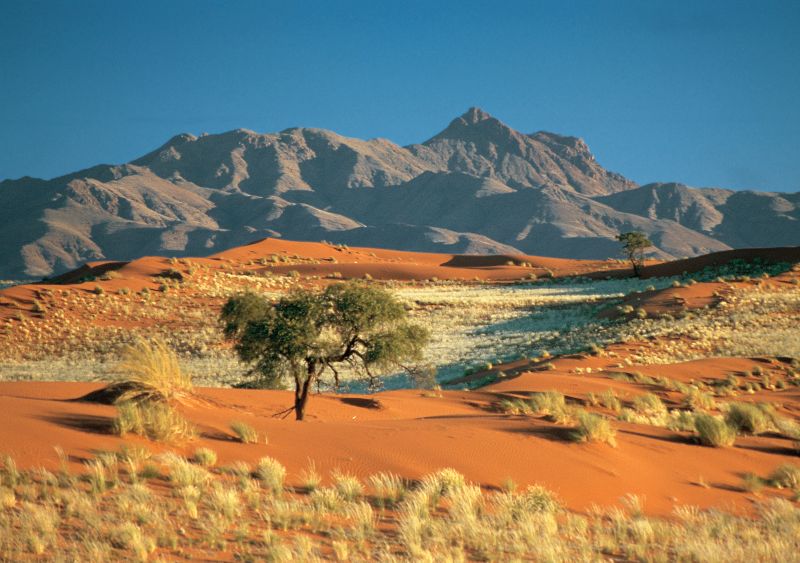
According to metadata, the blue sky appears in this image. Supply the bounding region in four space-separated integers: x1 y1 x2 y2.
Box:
1 0 798 192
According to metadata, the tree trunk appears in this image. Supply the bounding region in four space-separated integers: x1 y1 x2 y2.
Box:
294 364 315 421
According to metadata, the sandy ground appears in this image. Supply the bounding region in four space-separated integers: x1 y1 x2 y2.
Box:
0 239 798 518
1 349 797 517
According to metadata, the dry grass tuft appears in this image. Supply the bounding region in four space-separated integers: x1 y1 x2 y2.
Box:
106 338 193 404
230 421 260 444
113 401 197 443
571 409 617 446
694 414 737 447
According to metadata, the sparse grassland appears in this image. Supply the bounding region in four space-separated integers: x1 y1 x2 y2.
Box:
0 452 798 561
2 268 798 392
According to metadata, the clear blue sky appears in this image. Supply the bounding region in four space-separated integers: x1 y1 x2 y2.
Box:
1 0 798 192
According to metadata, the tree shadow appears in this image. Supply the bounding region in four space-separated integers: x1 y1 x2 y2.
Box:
339 397 382 409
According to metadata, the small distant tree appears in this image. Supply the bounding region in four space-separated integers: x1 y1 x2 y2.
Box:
616 231 653 277
221 281 429 420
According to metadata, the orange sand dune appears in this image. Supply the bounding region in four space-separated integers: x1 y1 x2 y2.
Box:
1 241 799 519
1 349 797 518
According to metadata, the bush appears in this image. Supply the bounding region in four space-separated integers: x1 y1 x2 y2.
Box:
229 421 259 444
666 410 696 432
694 414 736 447
113 401 196 443
599 389 622 413
162 453 211 488
571 410 616 446
742 472 765 494
107 339 193 404
768 464 800 490
683 388 715 411
368 472 406 507
332 470 364 501
529 391 567 418
724 403 770 435
256 457 286 494
192 448 218 467
299 463 322 492
632 393 667 417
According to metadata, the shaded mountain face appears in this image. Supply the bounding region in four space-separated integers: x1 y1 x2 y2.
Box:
0 108 797 278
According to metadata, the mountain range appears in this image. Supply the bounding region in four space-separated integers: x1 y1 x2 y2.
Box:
1 107 798 279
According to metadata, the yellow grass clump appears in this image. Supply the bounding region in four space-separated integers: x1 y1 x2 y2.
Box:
109 338 193 404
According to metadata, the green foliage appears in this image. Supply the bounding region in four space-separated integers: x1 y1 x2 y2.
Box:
684 258 794 284
221 281 429 419
616 231 653 277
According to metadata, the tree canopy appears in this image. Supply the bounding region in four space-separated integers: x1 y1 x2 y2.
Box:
221 281 429 420
616 231 653 277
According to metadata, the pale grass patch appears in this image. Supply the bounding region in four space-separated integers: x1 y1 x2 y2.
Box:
694 414 737 447
571 409 617 446
192 447 218 467
331 469 364 501
256 457 286 494
230 420 260 444
113 400 197 443
108 338 193 403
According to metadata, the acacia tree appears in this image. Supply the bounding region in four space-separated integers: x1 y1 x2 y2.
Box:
221 281 429 420
616 231 653 277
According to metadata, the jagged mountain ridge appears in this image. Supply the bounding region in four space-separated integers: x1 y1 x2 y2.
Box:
0 107 797 278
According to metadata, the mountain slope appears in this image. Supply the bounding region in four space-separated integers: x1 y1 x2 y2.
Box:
0 108 797 279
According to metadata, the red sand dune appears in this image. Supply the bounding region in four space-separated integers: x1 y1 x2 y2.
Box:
1 240 799 518
1 350 797 517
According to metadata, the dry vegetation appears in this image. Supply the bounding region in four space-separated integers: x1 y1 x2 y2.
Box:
1 451 799 561
1 248 799 560
2 258 799 391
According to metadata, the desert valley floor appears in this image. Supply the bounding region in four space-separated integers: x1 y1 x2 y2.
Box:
0 238 799 561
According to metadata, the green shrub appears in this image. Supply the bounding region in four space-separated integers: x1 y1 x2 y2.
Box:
694 414 736 447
